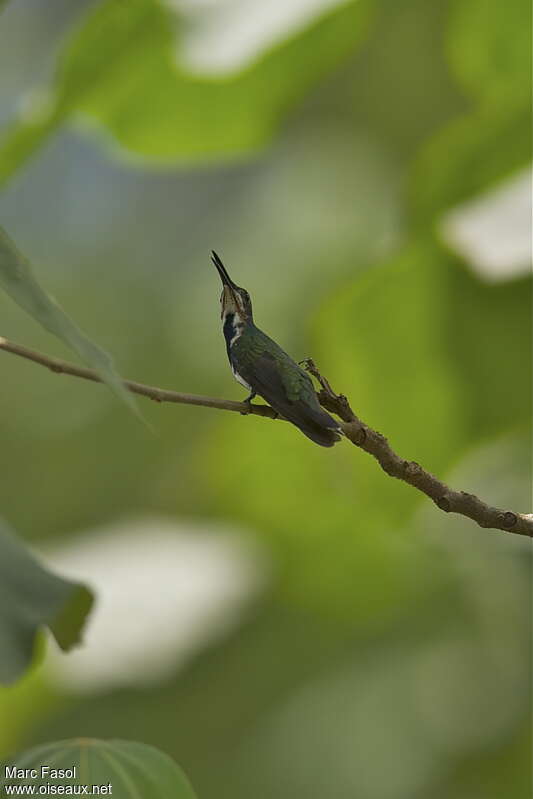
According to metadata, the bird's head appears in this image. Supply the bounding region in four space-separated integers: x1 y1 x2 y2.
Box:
211 251 253 323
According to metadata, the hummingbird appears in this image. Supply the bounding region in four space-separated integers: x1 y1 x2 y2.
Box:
212 251 342 447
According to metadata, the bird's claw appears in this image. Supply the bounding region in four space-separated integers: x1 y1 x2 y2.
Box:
240 392 256 415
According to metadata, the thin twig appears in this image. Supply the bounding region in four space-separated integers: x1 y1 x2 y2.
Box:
0 337 277 418
1 337 531 537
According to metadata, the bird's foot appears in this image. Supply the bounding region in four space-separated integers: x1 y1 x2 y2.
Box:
240 391 256 415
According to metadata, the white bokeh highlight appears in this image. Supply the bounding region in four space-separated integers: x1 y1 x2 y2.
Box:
440 167 532 281
170 0 349 75
42 517 267 693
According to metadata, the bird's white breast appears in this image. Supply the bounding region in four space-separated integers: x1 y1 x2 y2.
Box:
222 310 251 390
231 363 252 391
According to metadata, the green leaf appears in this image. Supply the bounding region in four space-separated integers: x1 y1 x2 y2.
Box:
448 0 531 106
0 739 197 798
0 0 372 183
0 520 93 684
0 226 138 414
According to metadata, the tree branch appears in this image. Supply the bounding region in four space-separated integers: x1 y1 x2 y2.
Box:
0 337 277 418
1 337 531 538
300 358 532 539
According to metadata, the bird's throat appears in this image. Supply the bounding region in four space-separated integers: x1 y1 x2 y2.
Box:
222 311 244 350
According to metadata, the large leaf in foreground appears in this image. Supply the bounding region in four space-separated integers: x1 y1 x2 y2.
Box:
0 0 372 183
0 226 137 413
0 521 93 683
0 739 197 798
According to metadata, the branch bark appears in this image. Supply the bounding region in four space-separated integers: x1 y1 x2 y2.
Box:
1 337 531 538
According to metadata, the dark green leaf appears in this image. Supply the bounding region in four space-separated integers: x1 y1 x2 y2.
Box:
0 521 93 684
0 738 197 798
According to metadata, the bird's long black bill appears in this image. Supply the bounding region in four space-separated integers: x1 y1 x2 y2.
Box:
211 251 237 289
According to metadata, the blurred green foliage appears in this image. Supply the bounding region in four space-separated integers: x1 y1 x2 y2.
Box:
411 0 531 220
0 0 372 182
0 0 530 797
448 0 531 106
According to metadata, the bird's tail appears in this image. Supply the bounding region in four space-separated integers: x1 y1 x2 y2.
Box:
289 406 342 448
300 426 342 447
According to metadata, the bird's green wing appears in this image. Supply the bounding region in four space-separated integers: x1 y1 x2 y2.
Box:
233 331 340 447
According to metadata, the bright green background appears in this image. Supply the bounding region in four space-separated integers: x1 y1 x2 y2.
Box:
0 0 530 797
